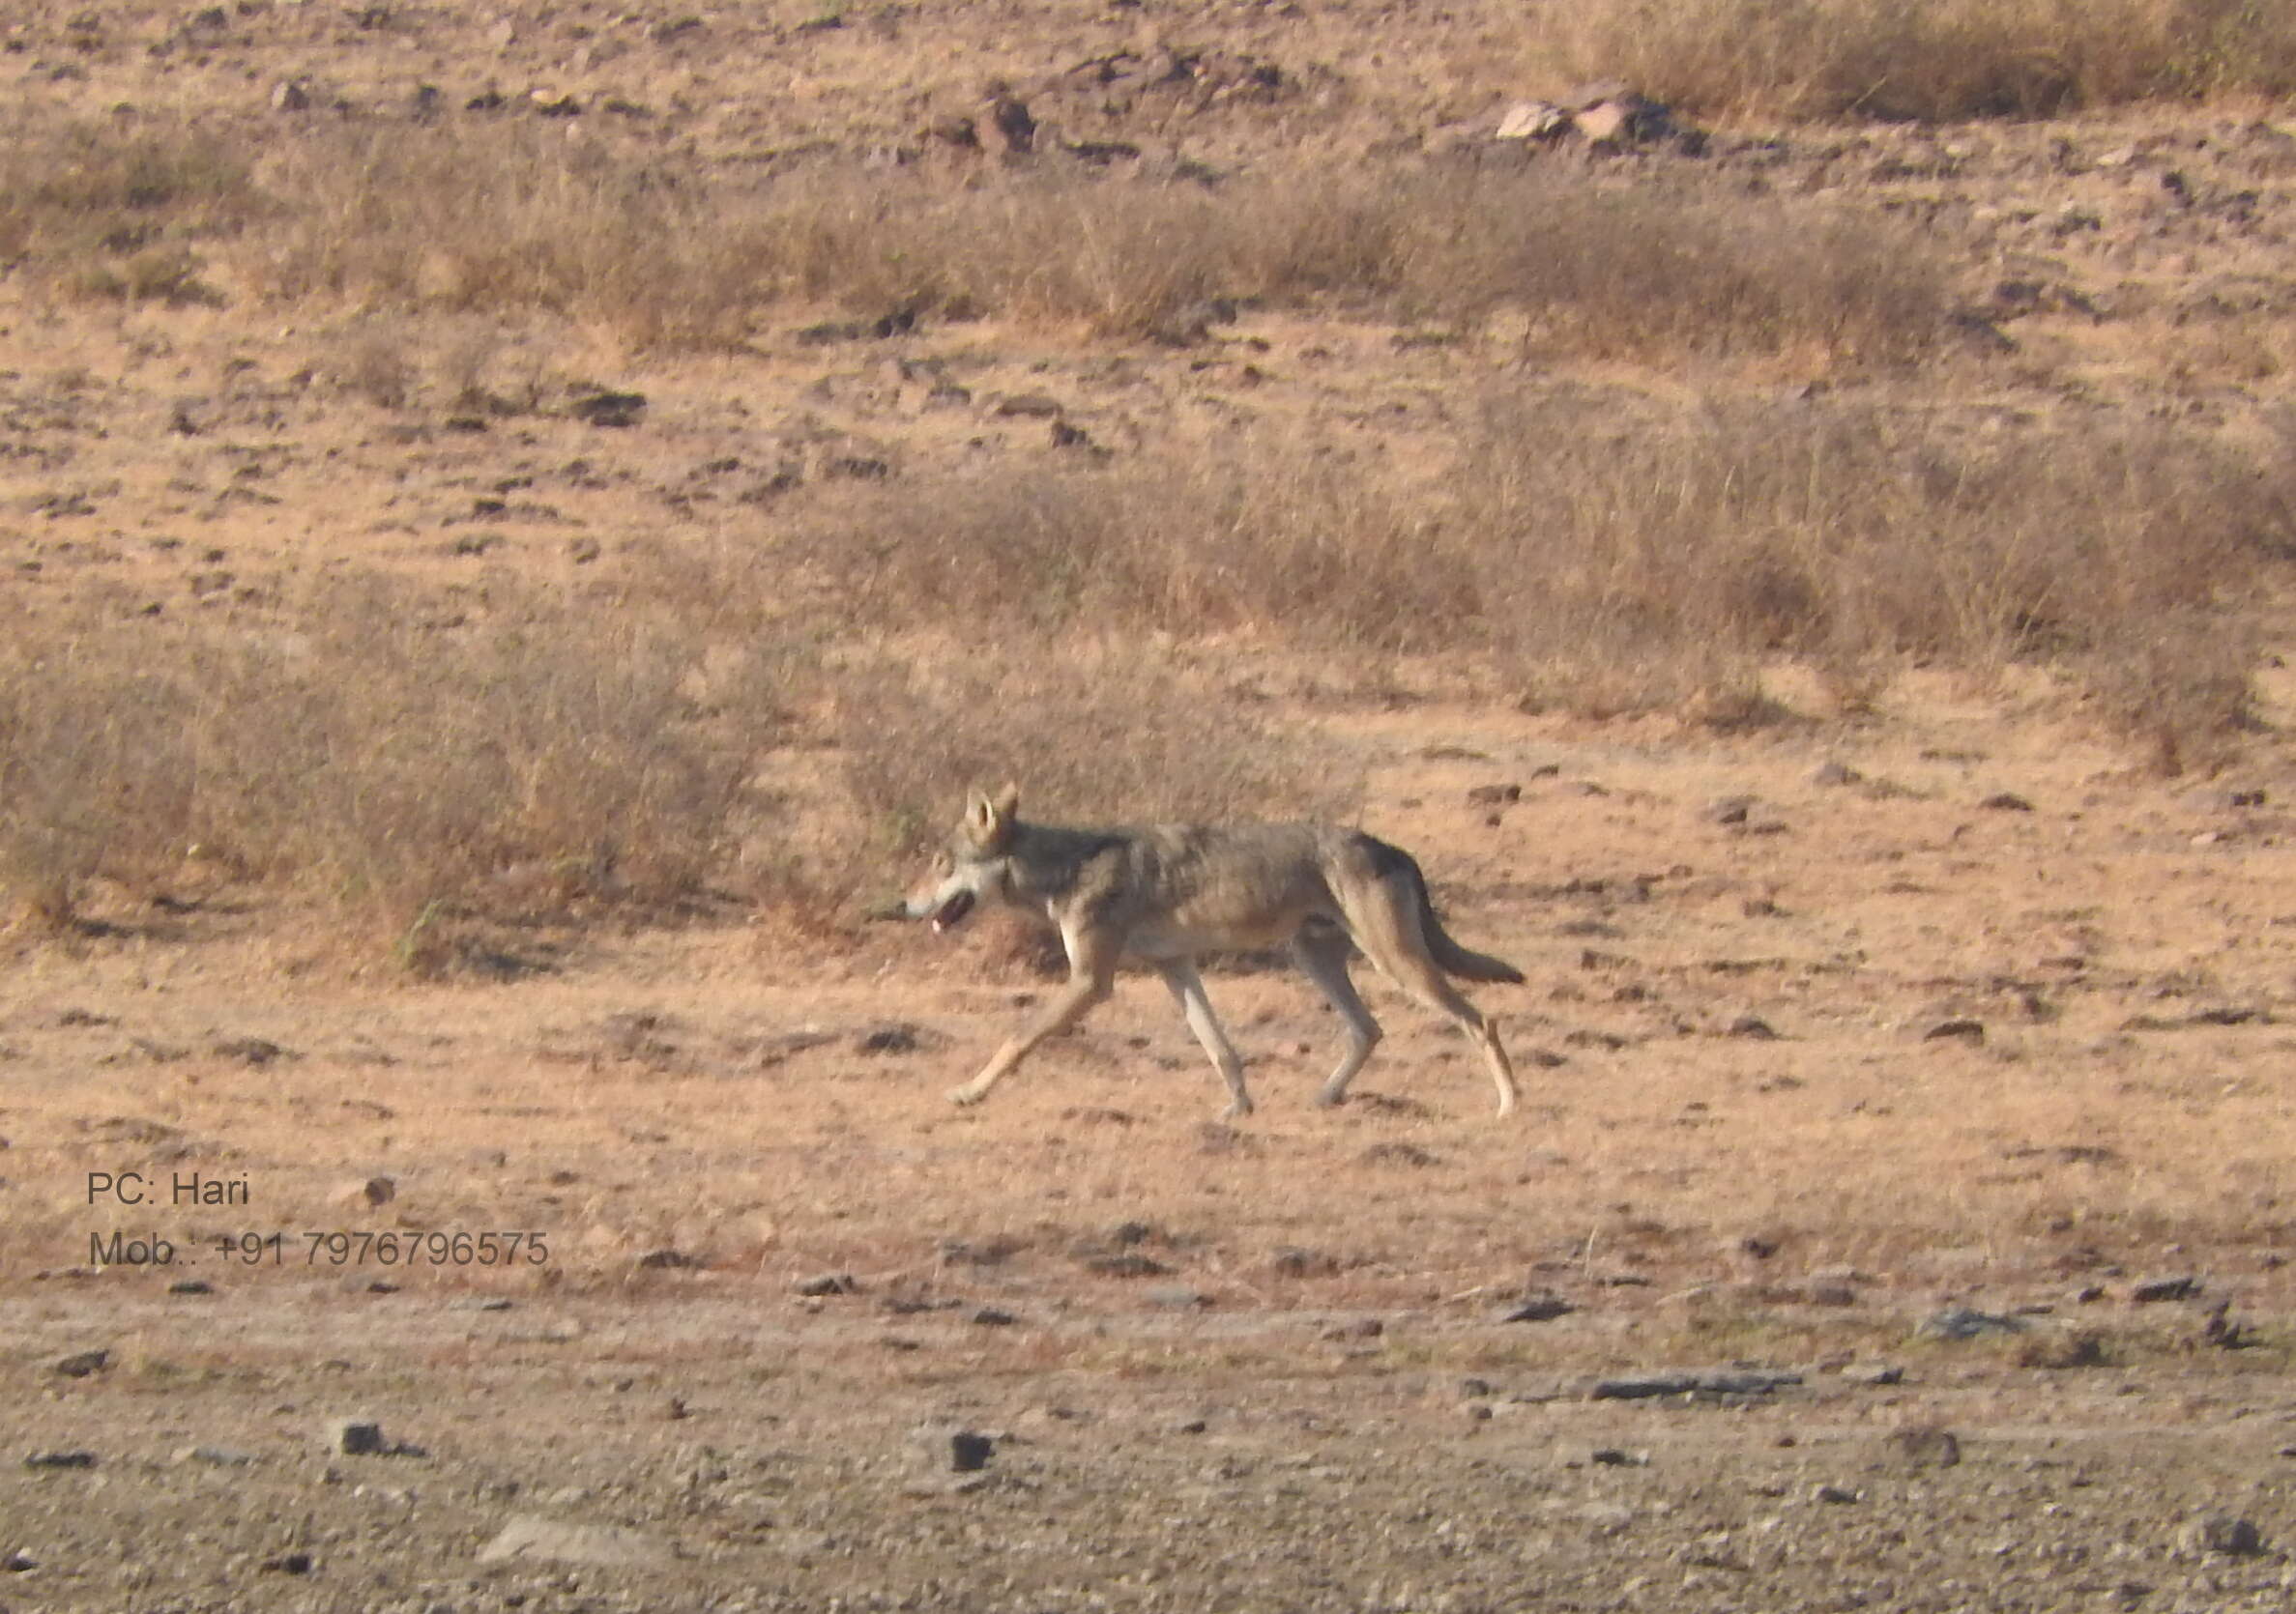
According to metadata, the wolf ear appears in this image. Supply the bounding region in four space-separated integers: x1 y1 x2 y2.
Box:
964 784 1020 848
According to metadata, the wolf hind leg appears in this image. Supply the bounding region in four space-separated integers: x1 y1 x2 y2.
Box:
1339 874 1519 1118
1292 923 1383 1108
1159 960 1253 1119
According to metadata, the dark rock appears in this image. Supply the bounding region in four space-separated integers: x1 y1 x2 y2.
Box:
1917 1306 2025 1340
856 1023 923 1054
325 1419 387 1455
23 1450 98 1470
1082 1252 1171 1278
1590 1369 1800 1400
2180 1513 2263 1555
569 390 647 427
1500 1292 1576 1323
996 392 1064 418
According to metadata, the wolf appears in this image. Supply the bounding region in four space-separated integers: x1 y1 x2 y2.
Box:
896 786 1522 1119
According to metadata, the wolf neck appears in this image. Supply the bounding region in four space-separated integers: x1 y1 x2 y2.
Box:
1002 821 1125 902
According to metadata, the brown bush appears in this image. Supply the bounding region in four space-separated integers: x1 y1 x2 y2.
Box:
0 117 254 302
0 586 789 956
1532 0 2296 120
796 395 2289 732
833 648 1352 866
0 642 201 931
224 124 1950 360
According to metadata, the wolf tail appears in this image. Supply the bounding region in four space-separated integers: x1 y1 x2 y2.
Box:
1409 865 1524 984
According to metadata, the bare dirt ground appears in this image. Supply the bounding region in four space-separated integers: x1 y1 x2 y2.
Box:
9 3 2296 1611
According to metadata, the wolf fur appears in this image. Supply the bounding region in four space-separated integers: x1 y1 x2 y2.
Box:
900 786 1522 1118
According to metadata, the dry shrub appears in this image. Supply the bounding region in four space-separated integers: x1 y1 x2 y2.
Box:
227 594 758 932
2082 609 2259 776
797 396 2288 733
833 647 1352 864
233 123 1943 361
1459 396 2283 720
0 640 199 930
0 586 791 957
811 454 1477 653
1282 169 1949 365
0 117 253 301
1534 0 2296 119
246 126 766 348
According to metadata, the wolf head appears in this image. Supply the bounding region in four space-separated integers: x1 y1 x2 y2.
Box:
904 784 1021 933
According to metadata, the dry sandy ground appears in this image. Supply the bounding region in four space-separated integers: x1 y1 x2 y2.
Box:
10 2 2296 1610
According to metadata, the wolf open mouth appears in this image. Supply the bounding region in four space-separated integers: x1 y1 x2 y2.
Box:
930 890 976 933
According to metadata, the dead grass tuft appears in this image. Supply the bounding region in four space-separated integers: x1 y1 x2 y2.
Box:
833 647 1353 866
0 581 1347 954
0 117 255 303
0 586 789 959
798 396 2288 736
1455 395 2284 714
5 118 1943 362
1533 0 2296 119
0 640 200 932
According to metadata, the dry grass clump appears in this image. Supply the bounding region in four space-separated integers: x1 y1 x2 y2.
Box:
808 454 1471 652
1534 0 2296 119
0 117 254 303
247 126 768 349
799 396 2287 734
0 586 788 958
833 648 1353 865
208 122 1950 360
0 638 200 930
1455 396 2281 711
2081 608 2260 776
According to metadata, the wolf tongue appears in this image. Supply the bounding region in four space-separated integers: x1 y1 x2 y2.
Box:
932 890 976 933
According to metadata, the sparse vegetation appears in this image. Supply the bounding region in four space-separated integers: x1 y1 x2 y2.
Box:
0 117 1952 360
0 587 1344 950
1536 0 2296 118
799 397 2290 728
0 590 790 955
832 648 1355 862
11 2 2296 1577
0 117 255 301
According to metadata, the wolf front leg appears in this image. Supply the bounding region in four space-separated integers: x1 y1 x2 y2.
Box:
948 925 1119 1108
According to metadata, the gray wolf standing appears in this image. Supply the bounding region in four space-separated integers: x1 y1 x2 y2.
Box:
898 786 1522 1118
